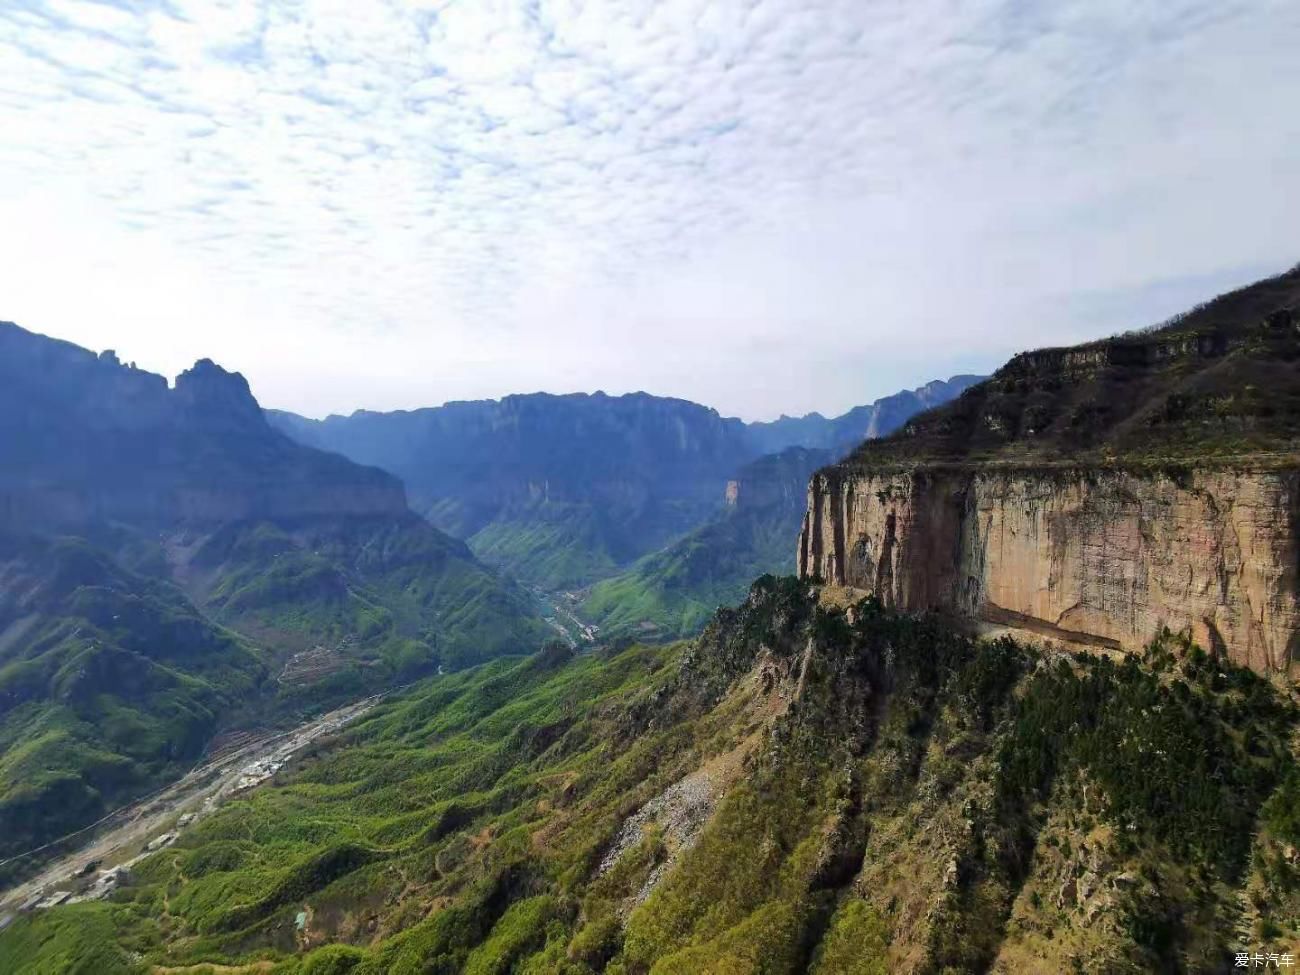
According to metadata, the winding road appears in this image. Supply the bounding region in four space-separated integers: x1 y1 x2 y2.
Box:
0 694 382 919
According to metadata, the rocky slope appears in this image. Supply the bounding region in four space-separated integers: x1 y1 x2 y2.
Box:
799 265 1300 673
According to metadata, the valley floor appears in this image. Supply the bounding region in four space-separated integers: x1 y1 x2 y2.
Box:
0 694 383 927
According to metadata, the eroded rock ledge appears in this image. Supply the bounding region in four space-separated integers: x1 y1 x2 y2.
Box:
798 466 1300 673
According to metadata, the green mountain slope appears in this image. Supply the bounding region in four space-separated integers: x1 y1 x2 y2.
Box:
0 533 266 863
9 579 1297 973
0 322 547 683
183 514 548 677
0 323 548 878
463 501 628 590
581 448 829 639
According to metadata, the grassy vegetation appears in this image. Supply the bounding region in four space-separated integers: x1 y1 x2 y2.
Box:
581 505 797 641
0 534 267 867
468 503 623 591
0 516 549 884
5 579 1296 973
582 447 826 641
466 498 726 592
196 515 550 674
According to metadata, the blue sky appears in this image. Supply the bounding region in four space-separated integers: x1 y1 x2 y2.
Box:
1 0 1298 420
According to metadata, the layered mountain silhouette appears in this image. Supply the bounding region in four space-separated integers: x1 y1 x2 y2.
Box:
0 323 546 866
744 375 984 455
6 271 1300 974
268 377 982 594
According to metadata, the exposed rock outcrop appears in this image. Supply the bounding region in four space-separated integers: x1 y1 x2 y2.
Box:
798 464 1300 673
798 264 1300 674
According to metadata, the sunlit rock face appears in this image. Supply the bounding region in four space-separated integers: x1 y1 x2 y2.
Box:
799 265 1300 675
799 466 1300 675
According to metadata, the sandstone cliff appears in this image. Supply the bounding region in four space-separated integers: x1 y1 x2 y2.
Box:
798 264 1300 673
798 466 1300 672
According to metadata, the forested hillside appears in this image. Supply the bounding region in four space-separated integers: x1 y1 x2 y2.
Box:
581 447 829 639
7 580 1295 973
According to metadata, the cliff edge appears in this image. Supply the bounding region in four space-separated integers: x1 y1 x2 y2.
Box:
799 265 1300 673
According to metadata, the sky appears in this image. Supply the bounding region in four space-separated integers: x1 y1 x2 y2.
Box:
2 1 1299 421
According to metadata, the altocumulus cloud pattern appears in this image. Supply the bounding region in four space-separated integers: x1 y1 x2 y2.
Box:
2 0 1300 418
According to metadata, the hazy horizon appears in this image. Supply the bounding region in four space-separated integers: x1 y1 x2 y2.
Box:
3 1 1298 420
6 313 993 424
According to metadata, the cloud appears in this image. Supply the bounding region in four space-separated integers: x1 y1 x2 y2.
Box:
1 0 1298 419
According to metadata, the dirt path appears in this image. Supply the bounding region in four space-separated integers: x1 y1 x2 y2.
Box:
0 694 383 914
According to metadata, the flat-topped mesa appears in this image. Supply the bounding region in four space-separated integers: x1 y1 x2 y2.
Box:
799 264 1300 674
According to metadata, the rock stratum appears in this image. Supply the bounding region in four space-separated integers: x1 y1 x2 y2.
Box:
800 264 1300 673
800 466 1300 672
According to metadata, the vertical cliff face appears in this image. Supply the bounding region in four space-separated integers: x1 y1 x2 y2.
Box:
799 466 1300 673
798 265 1300 674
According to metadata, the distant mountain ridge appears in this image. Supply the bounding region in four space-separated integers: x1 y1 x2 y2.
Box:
743 375 985 454
267 376 985 590
270 389 753 543
0 324 405 531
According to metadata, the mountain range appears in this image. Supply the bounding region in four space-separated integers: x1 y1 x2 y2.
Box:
267 376 981 593
742 377 985 455
0 321 974 876
5 268 1300 973
0 322 548 868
